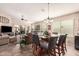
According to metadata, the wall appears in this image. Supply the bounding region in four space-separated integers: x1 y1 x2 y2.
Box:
32 12 79 37
0 10 31 33
52 12 79 37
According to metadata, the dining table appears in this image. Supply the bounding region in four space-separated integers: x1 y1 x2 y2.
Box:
40 34 60 42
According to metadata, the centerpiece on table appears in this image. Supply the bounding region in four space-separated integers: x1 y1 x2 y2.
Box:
43 31 50 37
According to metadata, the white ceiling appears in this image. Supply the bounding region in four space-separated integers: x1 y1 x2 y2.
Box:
0 3 79 22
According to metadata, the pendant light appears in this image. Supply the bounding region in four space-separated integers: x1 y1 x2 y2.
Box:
47 3 52 20
21 15 24 20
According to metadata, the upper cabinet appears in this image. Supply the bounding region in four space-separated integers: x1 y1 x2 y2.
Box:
0 16 9 24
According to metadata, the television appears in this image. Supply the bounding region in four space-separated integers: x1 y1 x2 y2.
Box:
1 26 12 33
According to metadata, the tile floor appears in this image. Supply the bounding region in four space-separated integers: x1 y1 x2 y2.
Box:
0 37 79 56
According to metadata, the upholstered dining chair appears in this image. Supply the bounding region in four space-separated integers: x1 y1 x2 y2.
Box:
40 37 58 56
63 34 67 52
56 34 67 56
26 33 32 44
32 34 41 56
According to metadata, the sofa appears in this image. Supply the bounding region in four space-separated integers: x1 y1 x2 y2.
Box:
0 33 17 45
8 33 17 43
0 34 9 45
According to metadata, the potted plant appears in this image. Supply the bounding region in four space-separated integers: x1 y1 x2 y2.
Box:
20 39 27 48
43 31 49 37
20 35 30 49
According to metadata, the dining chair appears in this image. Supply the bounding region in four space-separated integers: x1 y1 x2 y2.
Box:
56 34 67 56
27 33 32 43
40 37 58 56
63 34 67 52
32 34 41 55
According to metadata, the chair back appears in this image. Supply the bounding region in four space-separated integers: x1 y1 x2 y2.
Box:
58 34 67 46
32 34 40 46
63 34 67 43
48 37 58 50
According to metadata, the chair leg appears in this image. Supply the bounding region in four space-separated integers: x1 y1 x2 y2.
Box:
32 45 43 56
65 43 67 52
62 43 67 55
53 49 56 56
62 44 65 55
48 49 56 56
36 46 43 56
58 46 61 56
32 45 37 55
32 44 38 56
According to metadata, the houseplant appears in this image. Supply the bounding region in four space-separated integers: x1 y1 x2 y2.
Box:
20 35 30 49
20 38 26 48
43 31 49 37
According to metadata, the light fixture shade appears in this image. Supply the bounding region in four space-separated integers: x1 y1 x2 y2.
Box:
47 16 50 20
21 15 24 20
21 18 24 20
47 16 53 20
46 3 52 21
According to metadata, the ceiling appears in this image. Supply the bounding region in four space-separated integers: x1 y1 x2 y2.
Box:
0 3 79 22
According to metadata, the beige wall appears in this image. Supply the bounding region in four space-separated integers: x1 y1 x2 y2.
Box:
0 10 31 33
54 12 79 37
32 12 79 37
1 9 79 37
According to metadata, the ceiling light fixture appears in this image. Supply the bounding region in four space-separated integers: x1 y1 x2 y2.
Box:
47 3 50 20
21 15 24 20
44 3 53 24
43 3 53 23
47 3 53 20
